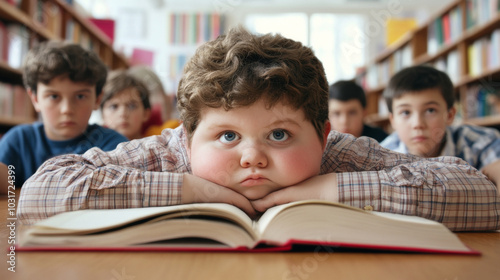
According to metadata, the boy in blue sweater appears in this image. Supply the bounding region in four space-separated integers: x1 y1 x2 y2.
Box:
0 41 127 192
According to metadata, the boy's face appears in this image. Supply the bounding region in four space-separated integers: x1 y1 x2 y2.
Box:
328 99 365 137
188 99 329 200
101 88 150 140
29 76 99 141
389 88 456 157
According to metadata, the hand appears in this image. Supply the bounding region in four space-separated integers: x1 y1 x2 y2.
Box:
251 173 338 213
182 173 257 217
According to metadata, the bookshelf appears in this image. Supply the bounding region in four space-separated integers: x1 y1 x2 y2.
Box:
357 0 500 131
0 0 129 133
166 12 224 93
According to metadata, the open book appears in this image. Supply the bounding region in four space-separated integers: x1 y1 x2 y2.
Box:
18 200 478 254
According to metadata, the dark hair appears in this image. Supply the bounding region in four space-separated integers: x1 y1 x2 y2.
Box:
100 70 151 110
329 80 366 108
22 40 108 96
383 65 454 113
177 27 329 143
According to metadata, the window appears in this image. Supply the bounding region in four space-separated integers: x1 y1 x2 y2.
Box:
246 13 366 84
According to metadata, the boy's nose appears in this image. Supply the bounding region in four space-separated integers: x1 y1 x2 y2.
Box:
411 114 426 128
240 144 268 168
118 106 128 116
60 99 72 114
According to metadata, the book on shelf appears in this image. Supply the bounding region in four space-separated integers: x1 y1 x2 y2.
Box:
6 24 30 69
464 85 500 118
467 28 500 77
19 200 478 254
466 0 500 29
0 83 32 120
428 5 463 55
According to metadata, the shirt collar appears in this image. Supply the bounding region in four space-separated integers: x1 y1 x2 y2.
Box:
439 127 455 157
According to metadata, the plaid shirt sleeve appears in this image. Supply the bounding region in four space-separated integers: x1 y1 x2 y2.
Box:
18 127 190 225
321 131 500 232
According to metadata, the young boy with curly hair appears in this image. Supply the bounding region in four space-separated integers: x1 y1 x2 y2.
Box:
100 70 152 140
18 29 499 232
0 41 128 191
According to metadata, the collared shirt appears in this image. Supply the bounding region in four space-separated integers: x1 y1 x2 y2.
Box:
18 126 500 231
381 125 500 170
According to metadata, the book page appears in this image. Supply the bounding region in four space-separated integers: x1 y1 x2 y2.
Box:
31 203 255 237
254 200 366 237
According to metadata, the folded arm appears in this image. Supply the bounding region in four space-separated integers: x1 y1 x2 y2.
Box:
17 130 255 225
331 135 500 232
253 134 499 232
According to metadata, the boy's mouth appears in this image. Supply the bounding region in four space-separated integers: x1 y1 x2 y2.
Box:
240 175 269 187
411 136 428 142
59 121 76 127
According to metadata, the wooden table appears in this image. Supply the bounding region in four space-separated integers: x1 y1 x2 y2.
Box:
1 192 499 280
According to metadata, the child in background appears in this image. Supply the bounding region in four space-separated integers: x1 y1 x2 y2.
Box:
381 65 500 187
100 70 151 140
0 41 128 192
127 66 180 136
18 28 499 232
328 80 388 142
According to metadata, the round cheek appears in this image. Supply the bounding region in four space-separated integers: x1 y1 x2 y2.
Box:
191 149 239 187
275 148 322 185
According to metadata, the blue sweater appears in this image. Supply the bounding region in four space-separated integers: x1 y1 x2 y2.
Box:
0 122 128 187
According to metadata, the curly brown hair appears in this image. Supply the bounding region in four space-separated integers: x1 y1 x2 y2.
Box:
23 40 108 96
177 27 329 143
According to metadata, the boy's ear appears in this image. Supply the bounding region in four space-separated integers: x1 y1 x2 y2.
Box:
142 108 152 123
388 112 394 127
27 88 41 113
446 106 456 125
93 94 103 110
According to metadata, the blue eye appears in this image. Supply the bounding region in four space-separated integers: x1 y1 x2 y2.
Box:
269 129 289 142
219 131 239 143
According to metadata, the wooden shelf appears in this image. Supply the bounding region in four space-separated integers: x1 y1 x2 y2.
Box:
464 115 500 127
456 65 500 88
0 1 56 40
0 60 23 84
0 116 36 127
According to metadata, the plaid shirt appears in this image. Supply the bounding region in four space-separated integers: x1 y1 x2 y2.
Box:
18 126 500 231
381 125 500 170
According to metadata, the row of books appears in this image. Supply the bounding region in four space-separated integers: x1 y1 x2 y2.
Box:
432 50 461 84
65 18 100 53
363 44 413 90
467 28 500 77
169 13 224 45
0 82 33 120
0 22 30 69
462 84 500 119
466 0 500 29
428 5 463 55
35 0 64 39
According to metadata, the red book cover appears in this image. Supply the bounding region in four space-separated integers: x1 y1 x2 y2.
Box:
442 13 451 43
89 18 115 43
130 48 154 67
